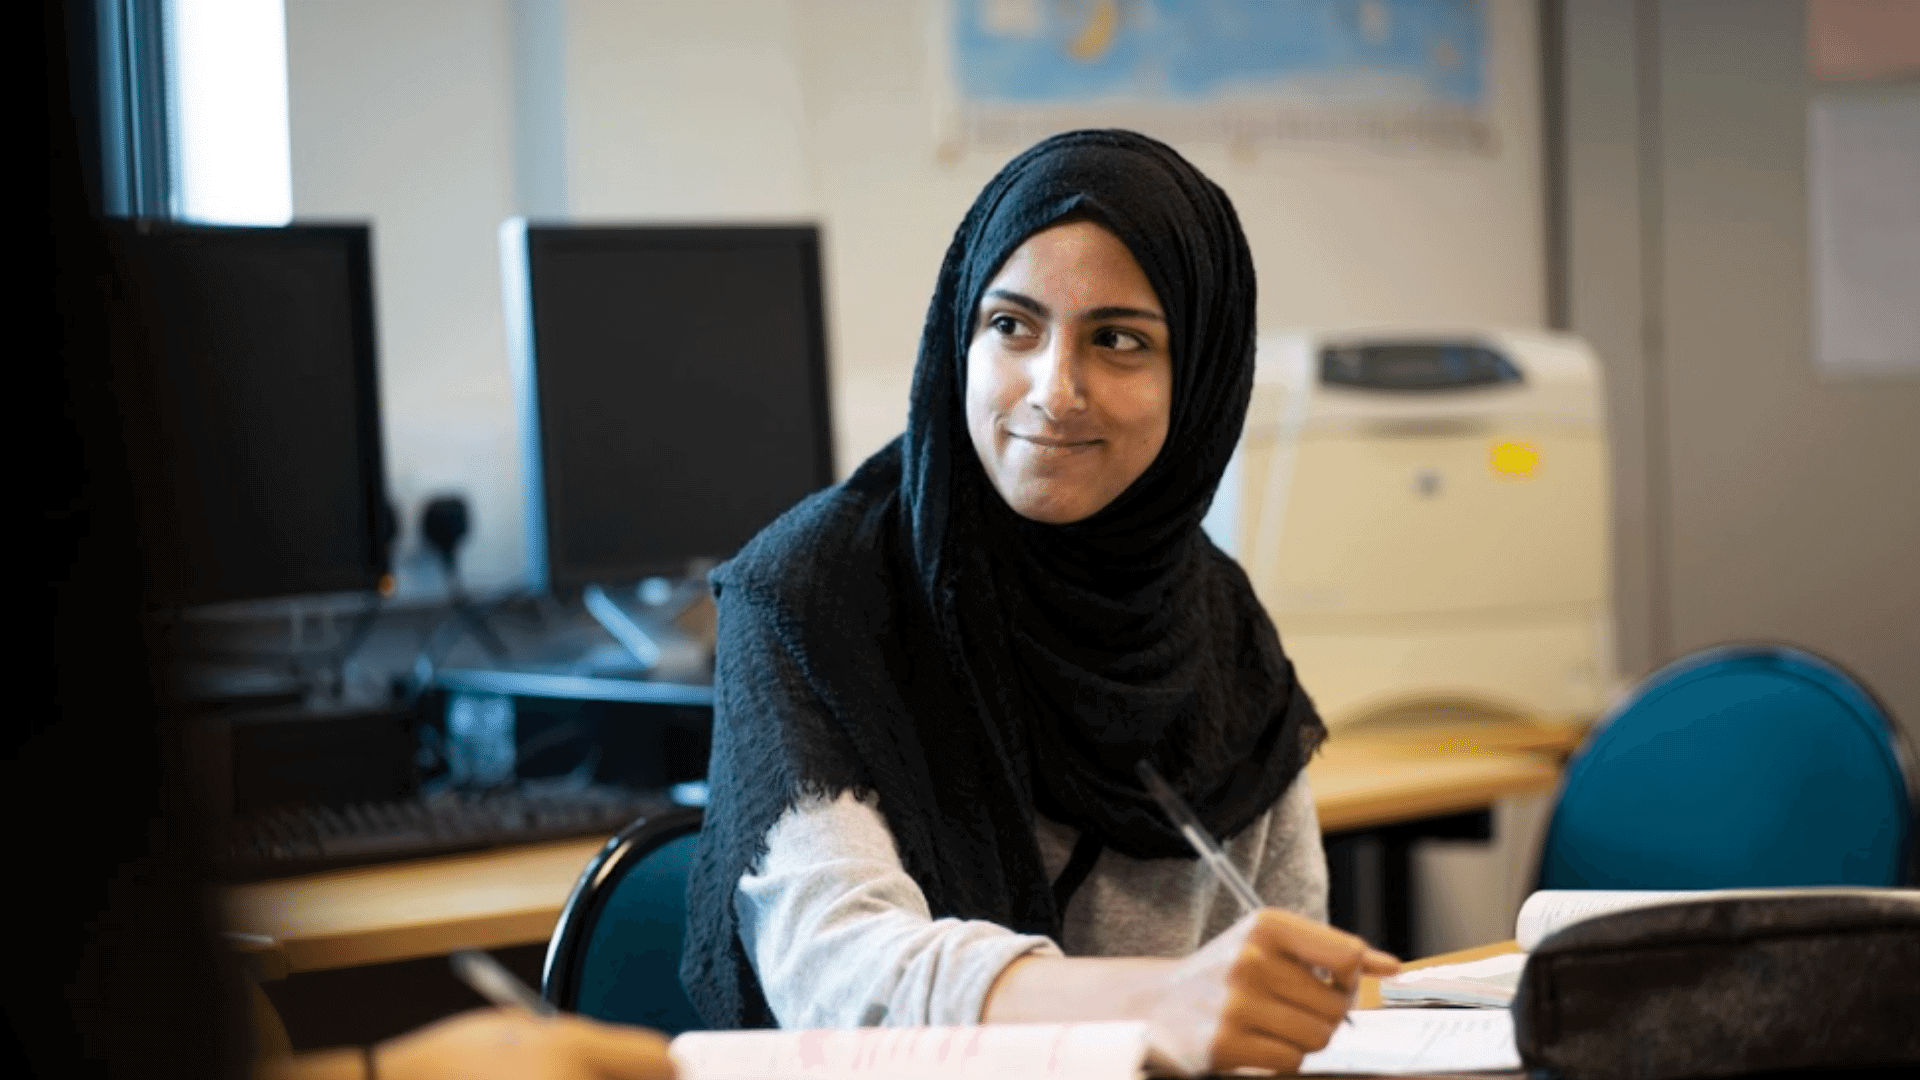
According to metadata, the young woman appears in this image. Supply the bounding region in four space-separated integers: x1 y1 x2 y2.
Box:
683 129 1396 1076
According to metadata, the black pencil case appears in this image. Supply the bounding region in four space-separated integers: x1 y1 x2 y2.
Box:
1511 891 1920 1080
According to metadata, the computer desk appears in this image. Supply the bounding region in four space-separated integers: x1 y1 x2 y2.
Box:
226 719 1583 980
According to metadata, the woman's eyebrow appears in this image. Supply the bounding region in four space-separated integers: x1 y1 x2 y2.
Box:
983 290 1165 325
1083 305 1165 322
983 288 1048 316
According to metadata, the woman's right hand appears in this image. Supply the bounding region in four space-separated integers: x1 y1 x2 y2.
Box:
1142 909 1399 1076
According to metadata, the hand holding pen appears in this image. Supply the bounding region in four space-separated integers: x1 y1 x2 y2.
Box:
1133 760 1400 1075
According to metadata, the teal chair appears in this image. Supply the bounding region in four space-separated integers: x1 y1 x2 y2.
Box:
541 806 706 1033
1538 645 1917 889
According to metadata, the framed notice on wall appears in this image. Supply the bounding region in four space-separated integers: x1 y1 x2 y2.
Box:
1807 94 1920 378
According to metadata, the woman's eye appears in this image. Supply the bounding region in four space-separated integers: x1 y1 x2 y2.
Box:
988 313 1029 337
1094 327 1147 352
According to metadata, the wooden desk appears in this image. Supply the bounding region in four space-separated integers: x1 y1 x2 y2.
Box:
227 836 609 978
1309 725 1573 961
228 722 1578 979
1308 740 1562 834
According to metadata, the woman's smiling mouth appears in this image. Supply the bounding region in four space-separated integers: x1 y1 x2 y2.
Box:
1011 431 1100 451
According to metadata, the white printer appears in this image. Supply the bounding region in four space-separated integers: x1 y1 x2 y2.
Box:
1206 328 1616 732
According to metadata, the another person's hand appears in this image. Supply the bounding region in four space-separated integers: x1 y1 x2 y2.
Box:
378 1008 674 1080
1142 909 1399 1076
260 1008 676 1080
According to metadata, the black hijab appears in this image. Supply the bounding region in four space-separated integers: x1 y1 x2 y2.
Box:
683 129 1323 1029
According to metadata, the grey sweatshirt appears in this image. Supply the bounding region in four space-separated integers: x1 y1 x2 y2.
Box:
735 775 1328 1029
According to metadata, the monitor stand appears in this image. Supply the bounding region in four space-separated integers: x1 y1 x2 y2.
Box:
582 582 660 672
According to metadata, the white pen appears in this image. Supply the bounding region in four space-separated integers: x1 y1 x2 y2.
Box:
1135 759 1358 1025
450 948 560 1018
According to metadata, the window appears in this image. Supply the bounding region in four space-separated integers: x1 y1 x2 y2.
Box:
97 0 292 224
171 0 293 225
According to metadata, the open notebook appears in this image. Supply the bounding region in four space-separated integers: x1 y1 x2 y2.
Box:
668 1013 1521 1079
1380 886 1912 1008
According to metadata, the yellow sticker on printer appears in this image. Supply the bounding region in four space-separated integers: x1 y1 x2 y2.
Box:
1491 441 1540 477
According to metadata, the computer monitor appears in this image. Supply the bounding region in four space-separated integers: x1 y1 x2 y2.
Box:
106 222 390 607
502 222 836 593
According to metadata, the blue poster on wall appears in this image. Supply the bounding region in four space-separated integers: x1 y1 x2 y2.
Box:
948 0 1490 152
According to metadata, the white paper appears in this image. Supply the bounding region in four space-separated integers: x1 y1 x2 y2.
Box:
670 1021 1149 1080
1808 94 1920 376
1513 887 1920 951
1379 952 1526 1008
1300 1009 1520 1075
1513 889 1700 950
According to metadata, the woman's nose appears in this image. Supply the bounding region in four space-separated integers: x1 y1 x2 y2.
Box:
1027 336 1087 420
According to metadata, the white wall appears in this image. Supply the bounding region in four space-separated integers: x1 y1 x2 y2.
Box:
287 0 524 595
564 0 817 220
290 0 1545 596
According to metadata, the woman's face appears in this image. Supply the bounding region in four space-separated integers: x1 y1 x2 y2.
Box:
965 220 1172 525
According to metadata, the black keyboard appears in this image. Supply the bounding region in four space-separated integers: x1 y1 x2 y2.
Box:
226 783 677 881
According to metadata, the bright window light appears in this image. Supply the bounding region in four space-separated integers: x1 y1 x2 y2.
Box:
171 0 293 226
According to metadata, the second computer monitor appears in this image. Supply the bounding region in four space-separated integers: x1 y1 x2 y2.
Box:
506 223 835 593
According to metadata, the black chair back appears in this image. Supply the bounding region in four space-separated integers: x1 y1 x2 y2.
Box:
541 805 705 1032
